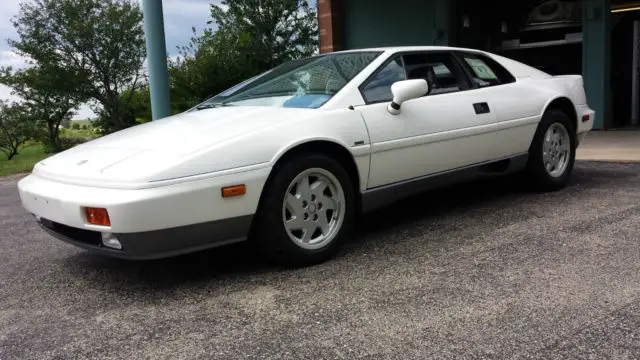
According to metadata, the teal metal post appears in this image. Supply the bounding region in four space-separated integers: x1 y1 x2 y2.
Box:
582 0 611 129
142 0 171 120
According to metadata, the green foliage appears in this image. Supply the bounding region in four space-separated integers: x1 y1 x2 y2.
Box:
8 0 146 134
60 137 89 150
0 145 48 176
122 85 152 123
210 0 318 68
0 101 40 160
71 123 80 130
0 65 80 153
168 0 319 112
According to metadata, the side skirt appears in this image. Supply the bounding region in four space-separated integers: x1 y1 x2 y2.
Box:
360 153 528 213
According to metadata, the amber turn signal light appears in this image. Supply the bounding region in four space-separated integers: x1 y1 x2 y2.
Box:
221 184 246 198
85 207 111 226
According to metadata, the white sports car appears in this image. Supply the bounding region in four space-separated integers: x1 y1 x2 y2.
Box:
18 46 594 266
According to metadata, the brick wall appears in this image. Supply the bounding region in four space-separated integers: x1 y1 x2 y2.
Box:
318 0 341 53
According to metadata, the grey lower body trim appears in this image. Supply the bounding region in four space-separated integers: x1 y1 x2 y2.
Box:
38 215 254 260
361 154 528 213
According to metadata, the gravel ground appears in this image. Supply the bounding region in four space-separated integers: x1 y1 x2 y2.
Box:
1 161 640 359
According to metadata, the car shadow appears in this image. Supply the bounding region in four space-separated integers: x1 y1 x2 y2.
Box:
60 174 534 290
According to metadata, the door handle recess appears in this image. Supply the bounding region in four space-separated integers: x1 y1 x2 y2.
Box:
473 102 490 114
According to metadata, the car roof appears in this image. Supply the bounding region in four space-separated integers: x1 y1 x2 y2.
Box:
328 45 489 55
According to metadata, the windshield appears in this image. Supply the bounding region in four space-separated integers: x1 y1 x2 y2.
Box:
195 51 382 109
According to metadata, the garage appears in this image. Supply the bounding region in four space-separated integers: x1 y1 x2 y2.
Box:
318 0 640 130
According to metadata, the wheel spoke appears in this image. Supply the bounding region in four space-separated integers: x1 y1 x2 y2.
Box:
321 195 337 211
302 222 316 243
285 193 304 216
285 215 305 231
297 176 311 201
318 212 331 234
310 178 328 198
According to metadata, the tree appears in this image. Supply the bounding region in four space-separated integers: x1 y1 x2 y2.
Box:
209 0 318 69
168 0 319 112
0 65 80 152
8 0 146 134
0 101 39 160
122 84 152 124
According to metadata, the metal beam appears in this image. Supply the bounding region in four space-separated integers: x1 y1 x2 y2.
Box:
141 0 171 120
582 0 611 129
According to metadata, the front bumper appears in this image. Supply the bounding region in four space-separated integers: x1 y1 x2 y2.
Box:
36 215 252 260
18 167 270 259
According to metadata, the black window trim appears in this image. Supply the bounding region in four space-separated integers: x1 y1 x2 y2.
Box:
357 50 474 105
452 50 516 89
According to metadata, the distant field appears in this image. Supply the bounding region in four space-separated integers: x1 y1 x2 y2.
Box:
61 128 99 140
70 119 92 127
0 146 50 176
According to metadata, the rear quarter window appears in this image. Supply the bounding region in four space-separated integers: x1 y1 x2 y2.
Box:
458 52 516 88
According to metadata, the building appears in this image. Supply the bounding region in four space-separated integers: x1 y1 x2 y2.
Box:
318 0 640 130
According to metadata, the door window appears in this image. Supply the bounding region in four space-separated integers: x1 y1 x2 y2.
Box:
360 52 469 104
403 53 466 95
361 57 406 103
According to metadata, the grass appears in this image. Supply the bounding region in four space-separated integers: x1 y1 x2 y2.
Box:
1 127 101 177
0 145 50 177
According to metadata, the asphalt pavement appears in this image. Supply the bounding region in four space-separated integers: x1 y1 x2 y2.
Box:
2 161 640 359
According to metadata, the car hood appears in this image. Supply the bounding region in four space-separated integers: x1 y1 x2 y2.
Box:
34 106 316 186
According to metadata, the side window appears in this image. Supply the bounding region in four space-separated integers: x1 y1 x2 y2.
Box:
403 52 466 95
460 53 515 88
361 57 406 103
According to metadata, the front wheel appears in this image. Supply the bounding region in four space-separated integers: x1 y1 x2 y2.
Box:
252 153 355 267
524 108 576 191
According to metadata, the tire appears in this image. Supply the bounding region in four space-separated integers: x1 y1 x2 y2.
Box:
251 152 355 267
524 108 577 191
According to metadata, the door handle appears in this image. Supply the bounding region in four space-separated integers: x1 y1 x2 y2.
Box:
473 102 490 114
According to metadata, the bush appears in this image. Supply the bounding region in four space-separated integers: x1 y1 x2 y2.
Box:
60 137 88 150
71 123 80 130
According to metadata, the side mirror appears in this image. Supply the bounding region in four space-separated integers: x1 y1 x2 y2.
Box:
387 79 429 115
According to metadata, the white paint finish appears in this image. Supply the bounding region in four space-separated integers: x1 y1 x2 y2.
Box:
19 167 270 233
489 53 553 79
33 108 371 190
17 46 596 236
356 87 498 188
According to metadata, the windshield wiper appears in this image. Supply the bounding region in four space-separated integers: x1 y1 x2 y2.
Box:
194 102 235 110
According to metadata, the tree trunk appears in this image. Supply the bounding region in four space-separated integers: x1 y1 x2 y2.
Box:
45 121 62 153
7 147 17 160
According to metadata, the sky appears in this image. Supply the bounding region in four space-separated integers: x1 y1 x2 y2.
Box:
0 0 222 120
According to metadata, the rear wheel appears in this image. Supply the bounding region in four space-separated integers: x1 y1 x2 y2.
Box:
252 153 355 267
524 108 576 191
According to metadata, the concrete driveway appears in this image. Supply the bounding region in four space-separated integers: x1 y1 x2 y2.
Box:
2 161 640 359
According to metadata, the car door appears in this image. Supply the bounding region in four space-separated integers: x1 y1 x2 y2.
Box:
454 51 541 159
355 51 500 189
